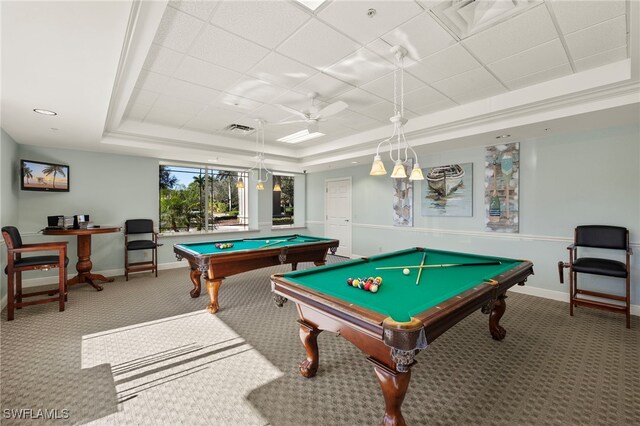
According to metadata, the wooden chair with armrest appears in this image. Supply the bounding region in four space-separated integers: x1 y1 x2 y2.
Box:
2 226 69 321
558 225 632 328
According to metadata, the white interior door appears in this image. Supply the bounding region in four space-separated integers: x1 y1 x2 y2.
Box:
325 177 352 258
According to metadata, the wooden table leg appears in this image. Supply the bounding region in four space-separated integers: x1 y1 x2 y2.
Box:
489 293 507 340
188 263 202 298
298 320 322 378
205 277 222 313
68 234 112 291
370 359 411 426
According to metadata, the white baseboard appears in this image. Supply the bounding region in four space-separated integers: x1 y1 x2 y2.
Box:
3 261 638 317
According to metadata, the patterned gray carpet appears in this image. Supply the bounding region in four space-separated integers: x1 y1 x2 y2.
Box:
1 255 638 426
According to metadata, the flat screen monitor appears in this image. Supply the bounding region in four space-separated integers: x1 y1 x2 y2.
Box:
20 159 70 192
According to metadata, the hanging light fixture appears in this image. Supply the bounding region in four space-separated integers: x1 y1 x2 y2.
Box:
273 176 282 192
236 119 272 190
370 46 424 181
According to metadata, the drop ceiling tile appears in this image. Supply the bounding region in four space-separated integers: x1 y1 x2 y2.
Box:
333 110 385 130
360 71 424 102
129 88 159 106
402 85 453 113
247 52 317 90
271 90 323 112
324 48 394 86
408 98 457 116
405 44 480 84
294 73 354 99
505 63 572 90
550 0 626 34
358 100 406 122
145 105 194 128
184 106 244 132
330 88 385 113
135 70 170 92
431 67 506 104
226 77 288 103
125 103 152 121
564 15 627 61
190 25 270 73
142 44 184 76
169 0 218 21
317 1 423 45
489 38 569 83
247 104 293 123
574 46 628 72
210 0 310 49
276 19 360 70
380 13 457 61
155 7 205 53
174 56 242 91
366 39 404 65
161 79 222 104
463 4 557 64
216 93 263 113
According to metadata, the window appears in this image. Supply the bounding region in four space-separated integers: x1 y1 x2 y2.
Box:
159 165 248 233
272 174 295 227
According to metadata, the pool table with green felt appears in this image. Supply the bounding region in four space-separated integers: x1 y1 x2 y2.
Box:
270 247 534 426
174 234 338 313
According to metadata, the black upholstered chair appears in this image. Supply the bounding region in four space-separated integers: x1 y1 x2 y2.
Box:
124 219 161 281
2 226 68 321
558 225 632 328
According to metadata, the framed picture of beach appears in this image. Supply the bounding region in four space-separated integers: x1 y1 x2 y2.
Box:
421 163 473 217
20 159 69 192
484 142 519 233
392 159 413 227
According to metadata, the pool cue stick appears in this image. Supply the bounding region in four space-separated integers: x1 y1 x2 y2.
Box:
376 261 502 270
260 236 297 249
416 252 427 286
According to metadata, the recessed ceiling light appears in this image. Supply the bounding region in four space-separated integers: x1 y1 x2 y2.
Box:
277 130 325 144
33 108 57 116
495 134 511 139
351 161 359 164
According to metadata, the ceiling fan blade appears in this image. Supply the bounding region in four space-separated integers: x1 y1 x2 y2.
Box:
272 119 307 125
317 101 348 118
275 104 308 119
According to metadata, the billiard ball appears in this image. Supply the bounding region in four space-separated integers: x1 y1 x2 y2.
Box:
370 284 379 293
375 276 383 284
347 278 353 286
403 268 410 275
364 282 371 291
352 279 360 287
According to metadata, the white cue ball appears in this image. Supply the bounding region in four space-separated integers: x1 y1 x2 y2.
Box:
403 268 410 275
266 240 269 243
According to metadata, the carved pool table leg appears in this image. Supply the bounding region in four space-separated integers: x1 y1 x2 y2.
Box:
371 360 410 426
298 321 322 378
205 278 222 314
489 293 507 340
189 267 202 298
313 260 326 267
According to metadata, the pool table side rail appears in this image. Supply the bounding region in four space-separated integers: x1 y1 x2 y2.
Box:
173 235 336 257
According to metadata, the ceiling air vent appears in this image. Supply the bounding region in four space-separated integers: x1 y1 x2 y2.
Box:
430 0 542 40
223 123 255 136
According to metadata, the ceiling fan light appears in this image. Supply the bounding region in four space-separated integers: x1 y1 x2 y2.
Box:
409 164 425 181
390 160 407 179
370 155 387 176
256 181 265 191
236 178 245 189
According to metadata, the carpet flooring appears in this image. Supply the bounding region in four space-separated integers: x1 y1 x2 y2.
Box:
1 255 638 425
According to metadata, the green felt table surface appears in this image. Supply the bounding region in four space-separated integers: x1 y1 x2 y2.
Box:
280 248 526 323
175 234 333 255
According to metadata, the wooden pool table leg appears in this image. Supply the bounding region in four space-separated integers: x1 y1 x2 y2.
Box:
189 267 202 298
205 278 222 314
371 359 410 426
489 293 507 340
298 320 322 378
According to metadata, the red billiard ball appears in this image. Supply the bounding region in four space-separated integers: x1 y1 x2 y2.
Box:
364 282 371 291
347 278 353 286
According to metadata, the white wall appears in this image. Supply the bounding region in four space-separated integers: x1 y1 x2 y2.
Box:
306 123 640 306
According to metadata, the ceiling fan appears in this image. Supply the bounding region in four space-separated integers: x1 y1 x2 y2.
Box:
275 92 348 133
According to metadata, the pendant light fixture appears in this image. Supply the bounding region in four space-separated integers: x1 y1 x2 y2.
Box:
236 119 272 190
370 46 424 181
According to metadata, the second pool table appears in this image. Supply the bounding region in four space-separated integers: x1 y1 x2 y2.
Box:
271 247 534 426
174 234 338 313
